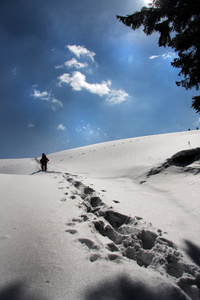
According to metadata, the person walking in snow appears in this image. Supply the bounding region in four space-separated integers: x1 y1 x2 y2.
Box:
40 153 49 171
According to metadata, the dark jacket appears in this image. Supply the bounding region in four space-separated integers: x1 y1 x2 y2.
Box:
40 153 49 164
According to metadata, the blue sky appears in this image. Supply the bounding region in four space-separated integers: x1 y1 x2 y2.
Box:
0 0 199 158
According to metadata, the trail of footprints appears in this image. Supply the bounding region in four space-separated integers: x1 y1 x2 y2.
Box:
58 172 199 292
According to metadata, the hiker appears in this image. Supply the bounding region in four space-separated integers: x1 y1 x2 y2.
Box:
40 153 49 171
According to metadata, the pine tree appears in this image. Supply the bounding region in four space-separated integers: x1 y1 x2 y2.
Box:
117 0 200 113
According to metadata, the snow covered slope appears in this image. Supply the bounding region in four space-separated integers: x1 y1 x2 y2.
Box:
0 130 200 300
49 130 200 177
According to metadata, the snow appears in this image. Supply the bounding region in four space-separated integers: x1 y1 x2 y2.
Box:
0 130 200 299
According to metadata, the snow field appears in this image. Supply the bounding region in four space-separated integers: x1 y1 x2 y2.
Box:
0 130 200 299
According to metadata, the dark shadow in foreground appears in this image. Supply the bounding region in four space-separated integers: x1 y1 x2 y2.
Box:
84 275 188 300
185 240 200 267
0 282 48 300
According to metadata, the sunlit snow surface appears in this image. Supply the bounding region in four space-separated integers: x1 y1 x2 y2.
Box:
0 130 200 299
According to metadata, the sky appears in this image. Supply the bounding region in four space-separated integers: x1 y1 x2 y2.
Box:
0 0 199 159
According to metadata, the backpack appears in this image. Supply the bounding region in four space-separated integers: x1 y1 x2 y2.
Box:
40 153 47 164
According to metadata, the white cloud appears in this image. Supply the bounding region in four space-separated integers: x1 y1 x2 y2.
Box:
67 45 96 62
52 98 63 107
58 71 129 104
12 67 17 76
149 51 176 60
64 58 88 69
28 122 35 128
57 124 66 131
58 71 111 97
32 89 51 101
51 98 63 111
84 79 111 97
83 124 94 135
106 89 130 105
55 64 64 69
32 88 63 110
194 117 200 127
76 122 109 140
149 55 159 60
162 51 176 60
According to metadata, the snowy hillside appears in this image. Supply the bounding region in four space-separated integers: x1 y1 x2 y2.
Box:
0 130 200 300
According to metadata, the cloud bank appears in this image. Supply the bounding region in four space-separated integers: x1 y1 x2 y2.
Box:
58 45 130 104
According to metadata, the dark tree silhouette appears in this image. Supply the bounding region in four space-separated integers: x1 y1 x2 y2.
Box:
117 0 200 113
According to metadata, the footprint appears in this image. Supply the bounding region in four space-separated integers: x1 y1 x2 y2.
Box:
93 221 125 245
113 200 120 204
0 235 11 241
107 254 121 261
106 243 119 252
65 229 77 235
72 218 82 223
74 181 83 189
90 197 103 208
67 178 73 183
60 198 66 202
137 230 158 250
135 216 143 220
89 254 101 262
140 181 146 184
66 222 76 226
78 238 100 250
84 186 95 195
80 214 89 221
105 211 131 229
